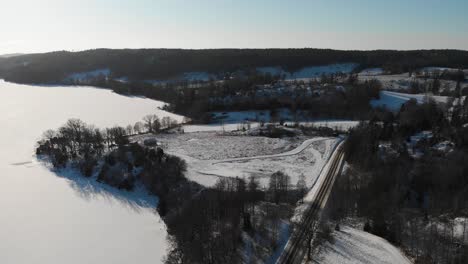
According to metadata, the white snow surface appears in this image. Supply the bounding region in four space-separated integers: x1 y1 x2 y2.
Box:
182 122 261 133
371 91 454 111
0 80 184 264
314 226 412 264
257 63 358 80
191 136 337 188
134 132 337 188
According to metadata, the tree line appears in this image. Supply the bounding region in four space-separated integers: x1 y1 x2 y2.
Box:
2 48 468 84
164 171 309 263
36 114 180 186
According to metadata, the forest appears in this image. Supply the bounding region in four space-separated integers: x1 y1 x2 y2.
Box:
2 49 468 83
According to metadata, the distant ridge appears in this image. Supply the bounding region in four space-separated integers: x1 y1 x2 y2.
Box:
1 49 468 84
0 53 23 58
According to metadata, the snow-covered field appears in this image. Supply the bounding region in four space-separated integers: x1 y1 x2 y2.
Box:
0 80 183 264
358 71 468 91
182 123 260 133
314 226 412 264
257 63 358 80
134 132 337 188
371 90 457 111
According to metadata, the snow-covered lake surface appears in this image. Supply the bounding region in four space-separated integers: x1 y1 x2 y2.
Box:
0 80 183 264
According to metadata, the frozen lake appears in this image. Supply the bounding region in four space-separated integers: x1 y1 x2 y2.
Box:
0 80 182 264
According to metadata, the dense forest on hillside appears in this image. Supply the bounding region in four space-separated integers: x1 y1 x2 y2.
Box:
1 49 468 83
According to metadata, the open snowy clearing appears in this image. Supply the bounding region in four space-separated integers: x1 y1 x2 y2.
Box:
181 123 261 133
371 90 462 111
133 132 338 188
136 132 304 160
313 226 412 264
190 136 337 188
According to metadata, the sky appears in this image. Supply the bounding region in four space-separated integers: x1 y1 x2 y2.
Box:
0 0 467 54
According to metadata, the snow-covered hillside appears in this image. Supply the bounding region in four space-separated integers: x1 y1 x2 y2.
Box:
314 226 412 264
371 90 457 111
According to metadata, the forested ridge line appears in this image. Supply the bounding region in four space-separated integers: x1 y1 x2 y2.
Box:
1 48 468 83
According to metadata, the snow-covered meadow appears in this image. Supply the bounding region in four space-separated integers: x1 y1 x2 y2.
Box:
314 226 412 264
0 80 183 264
370 90 461 112
133 132 338 188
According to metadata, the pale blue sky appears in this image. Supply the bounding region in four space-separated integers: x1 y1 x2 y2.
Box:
1 0 467 54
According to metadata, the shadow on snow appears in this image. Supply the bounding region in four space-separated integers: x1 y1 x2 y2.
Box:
36 157 158 214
